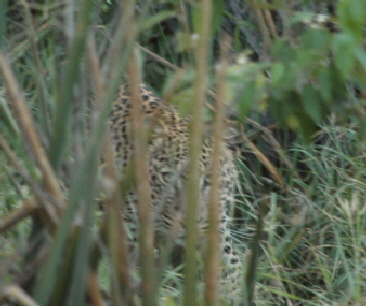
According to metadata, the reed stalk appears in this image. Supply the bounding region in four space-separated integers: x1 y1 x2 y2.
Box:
0 54 63 228
204 33 230 306
128 52 156 306
184 0 212 304
48 0 93 170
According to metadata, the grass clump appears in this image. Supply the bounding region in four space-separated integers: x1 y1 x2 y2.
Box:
1 1 366 306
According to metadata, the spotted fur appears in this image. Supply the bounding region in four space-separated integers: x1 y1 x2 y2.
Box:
109 82 242 304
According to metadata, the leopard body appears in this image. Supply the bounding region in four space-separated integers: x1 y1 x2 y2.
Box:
109 82 241 304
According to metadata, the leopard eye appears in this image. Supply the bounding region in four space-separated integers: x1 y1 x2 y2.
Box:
161 170 176 184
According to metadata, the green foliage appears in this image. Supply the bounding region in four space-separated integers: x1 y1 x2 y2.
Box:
2 1 366 306
190 0 225 38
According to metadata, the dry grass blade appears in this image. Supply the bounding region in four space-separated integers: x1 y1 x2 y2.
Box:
246 0 270 59
0 284 39 306
0 54 64 222
263 8 278 37
0 135 60 229
0 197 37 232
246 118 301 181
242 133 286 192
138 44 182 71
8 20 54 63
19 0 50 135
86 271 104 306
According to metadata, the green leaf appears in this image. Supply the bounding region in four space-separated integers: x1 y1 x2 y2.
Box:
317 67 332 103
338 0 366 35
139 11 176 31
329 63 347 105
271 38 295 63
302 84 323 124
286 11 316 26
283 64 300 92
170 87 195 116
300 28 331 54
162 296 178 306
211 0 225 36
191 1 223 37
357 117 366 142
190 2 202 36
298 113 317 142
333 33 357 79
236 80 256 120
270 62 284 85
176 31 194 53
353 49 366 89
355 48 366 70
268 93 297 127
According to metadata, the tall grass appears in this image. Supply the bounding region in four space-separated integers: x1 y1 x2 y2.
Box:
1 1 366 306
234 122 366 305
184 0 211 304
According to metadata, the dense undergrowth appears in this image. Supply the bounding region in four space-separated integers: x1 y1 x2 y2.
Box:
1 1 366 305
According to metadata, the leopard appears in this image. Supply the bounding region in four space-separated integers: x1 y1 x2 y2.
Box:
109 82 242 305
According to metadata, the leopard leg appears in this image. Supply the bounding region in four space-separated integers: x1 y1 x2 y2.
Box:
220 229 242 306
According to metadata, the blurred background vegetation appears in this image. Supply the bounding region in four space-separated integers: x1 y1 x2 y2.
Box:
1 0 366 305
